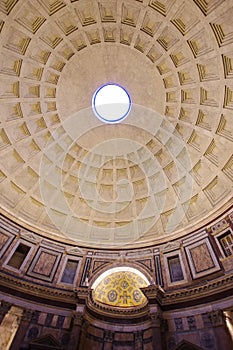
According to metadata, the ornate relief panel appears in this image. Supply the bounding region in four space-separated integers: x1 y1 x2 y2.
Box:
26 247 62 282
185 237 220 279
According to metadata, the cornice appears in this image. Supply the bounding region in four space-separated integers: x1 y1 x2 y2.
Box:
0 271 232 313
142 274 233 309
162 274 233 308
0 271 77 307
86 290 149 320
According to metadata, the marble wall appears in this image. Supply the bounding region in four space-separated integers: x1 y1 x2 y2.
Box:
0 209 232 293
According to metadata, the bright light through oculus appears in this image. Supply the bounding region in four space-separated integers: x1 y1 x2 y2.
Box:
92 84 131 123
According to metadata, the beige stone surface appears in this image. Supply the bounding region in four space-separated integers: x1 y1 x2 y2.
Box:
0 0 232 248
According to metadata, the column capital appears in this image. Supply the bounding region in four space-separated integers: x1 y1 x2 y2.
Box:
0 301 11 316
0 306 23 350
72 311 83 326
150 312 161 327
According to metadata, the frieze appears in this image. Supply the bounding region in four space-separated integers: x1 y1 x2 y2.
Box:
93 252 120 258
0 271 77 302
0 270 232 304
162 274 233 305
0 271 232 310
126 249 152 257
40 240 65 252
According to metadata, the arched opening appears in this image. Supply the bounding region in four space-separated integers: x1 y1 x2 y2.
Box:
91 266 150 307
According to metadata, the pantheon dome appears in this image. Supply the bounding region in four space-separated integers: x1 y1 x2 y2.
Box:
0 0 232 349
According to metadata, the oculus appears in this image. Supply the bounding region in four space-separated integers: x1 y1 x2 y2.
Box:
92 83 131 123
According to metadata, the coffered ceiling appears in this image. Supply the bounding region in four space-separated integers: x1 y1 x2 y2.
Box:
0 0 232 248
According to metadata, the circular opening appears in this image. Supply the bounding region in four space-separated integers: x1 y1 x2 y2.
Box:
92 83 131 123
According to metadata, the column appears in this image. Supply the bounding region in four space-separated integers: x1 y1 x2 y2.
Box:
208 310 233 350
224 310 233 343
150 312 163 350
141 285 163 350
0 305 23 350
103 330 113 350
134 330 142 350
160 317 168 350
10 308 34 349
67 311 83 350
0 301 11 324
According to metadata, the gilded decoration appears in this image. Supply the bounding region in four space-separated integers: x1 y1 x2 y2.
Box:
93 271 147 307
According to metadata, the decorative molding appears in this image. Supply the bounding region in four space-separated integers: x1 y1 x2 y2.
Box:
0 271 232 311
185 238 221 279
26 247 62 282
161 241 181 252
86 289 149 320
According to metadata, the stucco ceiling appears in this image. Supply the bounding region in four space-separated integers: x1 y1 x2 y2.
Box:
0 0 232 248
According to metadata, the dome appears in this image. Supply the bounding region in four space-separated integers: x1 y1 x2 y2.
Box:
0 0 232 249
0 2 233 350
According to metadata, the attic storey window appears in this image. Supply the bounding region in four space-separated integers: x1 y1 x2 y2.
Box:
61 259 79 284
7 243 30 269
167 255 184 282
218 230 233 257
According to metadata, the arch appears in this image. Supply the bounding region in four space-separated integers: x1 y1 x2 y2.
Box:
90 263 154 289
91 265 152 308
